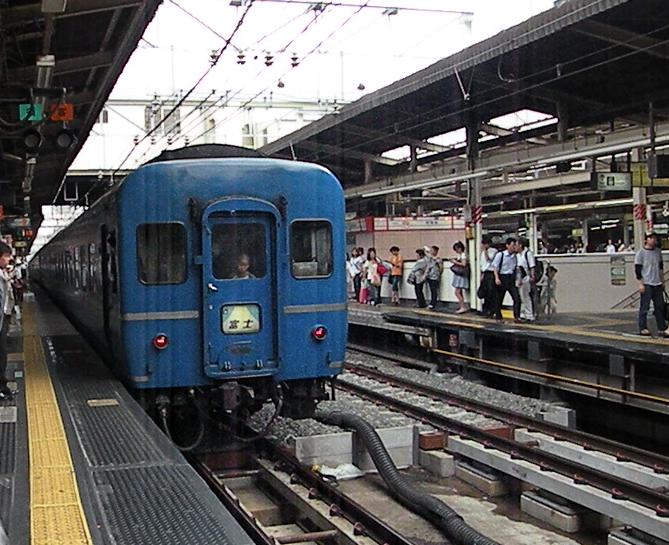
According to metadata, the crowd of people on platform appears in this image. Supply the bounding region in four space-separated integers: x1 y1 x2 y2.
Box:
347 237 558 321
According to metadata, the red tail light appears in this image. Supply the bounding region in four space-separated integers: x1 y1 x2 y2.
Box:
152 334 169 350
312 325 327 341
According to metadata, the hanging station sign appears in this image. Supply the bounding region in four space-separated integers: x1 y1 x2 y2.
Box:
590 172 632 192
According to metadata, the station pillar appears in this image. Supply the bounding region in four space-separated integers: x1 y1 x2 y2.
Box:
633 186 647 249
465 115 481 311
528 212 538 253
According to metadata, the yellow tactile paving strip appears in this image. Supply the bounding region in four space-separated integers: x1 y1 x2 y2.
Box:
23 305 94 545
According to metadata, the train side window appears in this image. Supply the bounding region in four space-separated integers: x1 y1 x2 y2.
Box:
211 223 266 280
136 223 187 285
290 220 332 278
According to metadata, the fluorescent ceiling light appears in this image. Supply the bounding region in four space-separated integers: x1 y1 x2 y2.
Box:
35 55 55 88
41 0 67 13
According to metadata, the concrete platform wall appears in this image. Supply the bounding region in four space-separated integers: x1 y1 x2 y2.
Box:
545 253 669 313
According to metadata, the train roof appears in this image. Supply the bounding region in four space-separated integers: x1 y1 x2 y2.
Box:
145 144 264 163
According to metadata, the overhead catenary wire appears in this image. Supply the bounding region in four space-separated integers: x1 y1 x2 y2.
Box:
71 0 258 206
109 0 256 178
253 0 473 16
132 3 320 164
167 0 242 53
173 3 334 146
186 0 373 145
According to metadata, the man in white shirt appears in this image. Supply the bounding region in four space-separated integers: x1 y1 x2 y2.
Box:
516 238 536 322
606 239 616 254
479 236 498 316
492 237 521 321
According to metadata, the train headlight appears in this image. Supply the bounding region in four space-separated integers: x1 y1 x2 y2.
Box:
311 325 327 341
152 333 169 350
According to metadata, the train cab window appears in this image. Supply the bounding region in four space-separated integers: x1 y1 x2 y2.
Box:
137 223 187 285
211 223 266 280
290 221 332 278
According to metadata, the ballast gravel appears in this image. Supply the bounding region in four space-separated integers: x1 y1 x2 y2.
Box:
346 350 552 418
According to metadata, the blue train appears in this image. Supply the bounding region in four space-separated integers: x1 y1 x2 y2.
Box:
30 145 347 434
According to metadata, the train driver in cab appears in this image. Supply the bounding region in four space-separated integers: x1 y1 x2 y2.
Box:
232 254 256 279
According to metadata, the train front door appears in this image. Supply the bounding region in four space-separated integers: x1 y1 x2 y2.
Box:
202 202 278 379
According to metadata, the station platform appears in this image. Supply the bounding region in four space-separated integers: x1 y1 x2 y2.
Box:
1 293 253 545
348 302 669 416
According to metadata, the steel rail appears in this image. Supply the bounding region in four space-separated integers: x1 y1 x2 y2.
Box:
259 439 418 545
191 458 276 545
432 347 669 406
345 349 669 473
336 375 669 517
191 442 417 545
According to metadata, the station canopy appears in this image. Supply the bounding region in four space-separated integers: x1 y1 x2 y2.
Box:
260 0 669 192
0 0 160 214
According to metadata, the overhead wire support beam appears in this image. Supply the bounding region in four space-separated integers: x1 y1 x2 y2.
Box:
251 1 473 16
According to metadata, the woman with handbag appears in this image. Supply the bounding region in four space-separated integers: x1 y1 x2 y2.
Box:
450 241 470 314
364 248 383 306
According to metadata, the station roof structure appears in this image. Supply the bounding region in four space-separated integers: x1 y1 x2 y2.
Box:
260 0 669 196
0 0 160 215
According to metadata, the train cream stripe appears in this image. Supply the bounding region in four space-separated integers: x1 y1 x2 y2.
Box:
121 310 200 321
23 304 94 545
283 303 347 314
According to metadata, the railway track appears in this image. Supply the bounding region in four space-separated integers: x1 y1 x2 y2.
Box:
192 439 416 545
342 348 669 538
346 346 669 472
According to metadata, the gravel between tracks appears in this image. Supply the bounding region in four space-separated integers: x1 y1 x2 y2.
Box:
346 350 552 418
249 350 552 445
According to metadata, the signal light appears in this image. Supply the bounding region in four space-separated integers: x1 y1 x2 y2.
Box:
23 128 43 151
55 128 76 149
311 325 327 341
152 334 169 350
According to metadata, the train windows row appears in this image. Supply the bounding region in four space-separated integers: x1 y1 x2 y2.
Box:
36 242 102 294
35 219 335 290
135 220 333 286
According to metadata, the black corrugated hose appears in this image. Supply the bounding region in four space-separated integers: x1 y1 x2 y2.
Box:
317 411 502 545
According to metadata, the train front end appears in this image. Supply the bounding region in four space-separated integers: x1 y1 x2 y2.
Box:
119 155 346 422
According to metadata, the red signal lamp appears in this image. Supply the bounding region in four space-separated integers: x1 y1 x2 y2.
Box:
311 325 327 341
152 333 169 350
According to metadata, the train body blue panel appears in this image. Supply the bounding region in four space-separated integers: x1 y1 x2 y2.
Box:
30 157 346 405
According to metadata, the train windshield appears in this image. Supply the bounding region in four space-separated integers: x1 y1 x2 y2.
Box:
211 223 266 280
290 220 332 278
